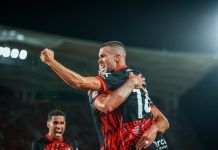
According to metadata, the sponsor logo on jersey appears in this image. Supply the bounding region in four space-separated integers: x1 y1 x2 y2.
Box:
153 138 168 149
132 125 140 135
101 72 111 79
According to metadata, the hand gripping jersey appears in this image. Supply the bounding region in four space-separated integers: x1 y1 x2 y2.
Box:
96 65 154 149
88 90 127 150
32 134 78 150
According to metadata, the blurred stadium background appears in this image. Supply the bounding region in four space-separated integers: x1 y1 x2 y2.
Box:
1 1 218 150
0 24 217 150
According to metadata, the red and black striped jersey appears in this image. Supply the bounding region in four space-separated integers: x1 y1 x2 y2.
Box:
96 65 155 149
88 90 126 150
32 134 78 150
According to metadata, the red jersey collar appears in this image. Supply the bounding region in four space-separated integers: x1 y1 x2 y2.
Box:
46 133 64 143
115 65 127 71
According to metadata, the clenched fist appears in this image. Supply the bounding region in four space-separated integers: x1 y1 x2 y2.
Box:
40 48 55 66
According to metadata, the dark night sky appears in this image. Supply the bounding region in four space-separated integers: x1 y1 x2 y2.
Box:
1 0 218 53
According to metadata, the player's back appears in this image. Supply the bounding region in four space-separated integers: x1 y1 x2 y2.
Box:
97 66 154 148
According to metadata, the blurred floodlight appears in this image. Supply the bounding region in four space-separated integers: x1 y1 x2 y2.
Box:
11 48 19 58
19 49 27 60
0 47 3 56
2 47 10 57
17 34 24 41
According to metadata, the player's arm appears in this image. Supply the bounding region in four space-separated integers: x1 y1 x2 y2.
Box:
40 48 101 91
93 72 145 113
136 107 169 150
151 106 169 133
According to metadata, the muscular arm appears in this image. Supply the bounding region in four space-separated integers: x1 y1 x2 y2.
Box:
41 48 101 91
151 106 169 133
49 59 101 90
93 72 145 113
136 106 169 150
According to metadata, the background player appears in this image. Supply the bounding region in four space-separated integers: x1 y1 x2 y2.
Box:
32 109 78 150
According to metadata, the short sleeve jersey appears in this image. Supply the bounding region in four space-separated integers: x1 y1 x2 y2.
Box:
96 65 155 148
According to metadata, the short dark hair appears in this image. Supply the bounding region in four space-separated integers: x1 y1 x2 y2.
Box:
47 109 66 121
100 41 125 49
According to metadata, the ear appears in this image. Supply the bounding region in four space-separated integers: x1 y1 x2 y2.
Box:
47 121 50 129
115 54 121 63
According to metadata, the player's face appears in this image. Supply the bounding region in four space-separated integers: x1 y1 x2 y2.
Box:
98 64 106 76
47 115 66 139
98 47 116 72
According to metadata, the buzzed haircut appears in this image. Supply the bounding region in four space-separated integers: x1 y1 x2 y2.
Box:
100 41 125 49
100 41 126 59
47 109 66 121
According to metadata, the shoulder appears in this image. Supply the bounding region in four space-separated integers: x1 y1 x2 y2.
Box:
64 138 78 148
33 136 46 145
126 66 141 74
100 69 126 80
33 136 45 144
32 136 46 150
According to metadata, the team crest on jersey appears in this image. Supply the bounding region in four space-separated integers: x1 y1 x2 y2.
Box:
125 69 134 72
132 125 140 135
101 72 111 79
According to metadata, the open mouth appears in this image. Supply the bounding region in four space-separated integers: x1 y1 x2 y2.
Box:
100 65 105 69
100 65 106 71
55 129 63 137
55 132 63 137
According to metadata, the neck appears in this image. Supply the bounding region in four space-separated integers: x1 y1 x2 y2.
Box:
115 64 127 71
116 60 125 68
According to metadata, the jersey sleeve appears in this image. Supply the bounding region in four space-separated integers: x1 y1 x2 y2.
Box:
95 72 127 92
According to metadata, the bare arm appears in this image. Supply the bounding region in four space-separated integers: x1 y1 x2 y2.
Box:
93 72 145 113
136 106 169 150
40 48 101 91
151 106 169 133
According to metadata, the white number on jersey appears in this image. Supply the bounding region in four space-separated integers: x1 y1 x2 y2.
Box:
133 89 151 119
